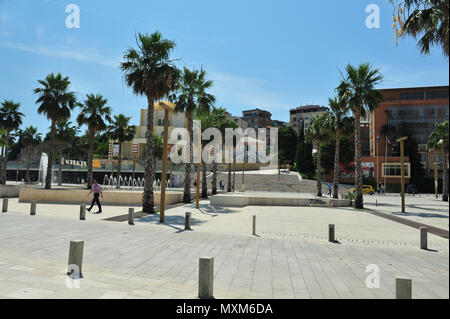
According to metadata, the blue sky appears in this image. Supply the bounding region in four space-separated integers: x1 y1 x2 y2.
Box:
0 0 448 135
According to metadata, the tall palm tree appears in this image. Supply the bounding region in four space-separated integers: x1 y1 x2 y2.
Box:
428 121 449 202
77 93 112 189
305 113 330 197
121 31 179 213
0 100 24 184
328 97 354 199
17 126 42 182
171 67 216 203
34 73 76 189
390 0 449 57
337 63 383 209
107 114 136 188
54 120 79 186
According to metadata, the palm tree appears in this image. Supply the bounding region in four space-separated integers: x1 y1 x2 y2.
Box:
107 114 136 188
77 93 112 189
54 120 79 186
337 63 383 209
328 97 354 199
305 113 330 197
34 73 76 189
17 126 42 182
171 67 216 203
0 100 24 184
390 0 449 57
121 31 179 213
428 121 449 202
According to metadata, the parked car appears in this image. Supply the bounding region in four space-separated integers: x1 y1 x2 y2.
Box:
349 185 376 195
407 184 418 195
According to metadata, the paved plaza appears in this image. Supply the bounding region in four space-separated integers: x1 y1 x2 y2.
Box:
0 193 448 299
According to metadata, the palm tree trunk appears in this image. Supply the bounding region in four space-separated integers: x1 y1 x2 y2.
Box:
332 130 341 199
87 128 95 189
443 151 449 202
354 109 363 209
1 131 10 185
227 163 232 192
117 142 122 189
58 143 63 186
212 160 217 195
201 160 208 198
142 96 155 213
183 112 193 203
316 138 322 196
45 123 56 189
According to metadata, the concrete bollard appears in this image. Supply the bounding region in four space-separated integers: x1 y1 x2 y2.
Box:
252 215 256 235
420 227 428 250
376 200 378 207
185 212 191 230
396 278 412 299
79 205 86 220
2 198 8 213
329 224 335 242
68 240 84 276
30 201 36 215
128 208 134 225
198 257 214 299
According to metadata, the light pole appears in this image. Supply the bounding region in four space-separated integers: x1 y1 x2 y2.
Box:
159 101 174 223
196 162 200 209
396 136 408 213
433 162 439 199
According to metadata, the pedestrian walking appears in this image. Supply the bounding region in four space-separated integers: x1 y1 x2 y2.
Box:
87 179 103 213
327 182 332 197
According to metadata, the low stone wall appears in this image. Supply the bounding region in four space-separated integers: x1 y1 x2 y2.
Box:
210 193 350 208
19 188 185 206
0 185 24 198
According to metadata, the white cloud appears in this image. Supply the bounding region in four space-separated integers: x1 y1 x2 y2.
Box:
1 41 120 68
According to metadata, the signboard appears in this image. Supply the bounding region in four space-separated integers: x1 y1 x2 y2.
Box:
112 144 120 156
93 159 101 168
64 159 87 167
133 143 138 155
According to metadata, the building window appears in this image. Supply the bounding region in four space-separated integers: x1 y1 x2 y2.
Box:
382 163 411 178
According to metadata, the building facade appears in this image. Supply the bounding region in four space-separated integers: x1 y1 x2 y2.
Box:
289 105 329 134
369 86 449 178
242 108 272 130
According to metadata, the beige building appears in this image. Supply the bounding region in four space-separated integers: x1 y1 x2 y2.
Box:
116 101 187 160
289 105 329 134
225 112 248 130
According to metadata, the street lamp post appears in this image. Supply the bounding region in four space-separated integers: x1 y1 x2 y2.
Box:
159 102 174 223
396 136 408 213
433 162 439 199
196 163 200 209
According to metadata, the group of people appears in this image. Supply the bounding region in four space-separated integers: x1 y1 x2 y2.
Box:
377 182 386 196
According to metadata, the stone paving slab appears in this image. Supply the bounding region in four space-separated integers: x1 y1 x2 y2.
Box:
0 213 448 299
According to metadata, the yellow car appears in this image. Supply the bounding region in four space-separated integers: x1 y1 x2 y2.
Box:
349 185 376 195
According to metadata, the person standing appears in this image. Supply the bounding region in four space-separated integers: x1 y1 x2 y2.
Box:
87 179 103 213
327 182 332 197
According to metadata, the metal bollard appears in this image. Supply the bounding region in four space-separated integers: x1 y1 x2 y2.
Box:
420 227 428 250
128 208 134 225
79 205 86 220
185 212 191 230
30 201 36 215
2 198 8 213
396 278 412 299
68 240 84 276
252 215 256 235
198 257 214 298
329 224 335 242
